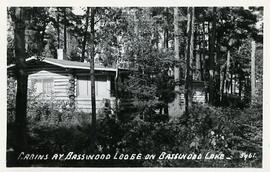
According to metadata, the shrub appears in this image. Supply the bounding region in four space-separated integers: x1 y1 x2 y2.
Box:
105 104 262 167
7 77 262 167
7 77 16 123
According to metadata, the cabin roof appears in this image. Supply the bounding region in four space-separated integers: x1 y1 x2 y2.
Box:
7 56 118 72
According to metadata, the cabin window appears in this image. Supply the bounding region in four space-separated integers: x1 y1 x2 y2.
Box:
96 76 107 97
77 76 107 97
32 78 53 95
77 79 90 97
77 78 99 97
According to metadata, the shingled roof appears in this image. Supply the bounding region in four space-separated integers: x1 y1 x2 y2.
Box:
7 56 117 72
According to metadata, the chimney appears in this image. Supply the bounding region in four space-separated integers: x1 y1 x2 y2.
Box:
57 49 64 60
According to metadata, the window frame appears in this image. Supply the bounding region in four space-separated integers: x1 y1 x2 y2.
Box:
32 78 54 95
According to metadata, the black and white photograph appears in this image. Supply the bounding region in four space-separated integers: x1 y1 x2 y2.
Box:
5 5 265 168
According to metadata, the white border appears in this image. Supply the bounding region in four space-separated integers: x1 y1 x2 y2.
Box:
1 1 269 172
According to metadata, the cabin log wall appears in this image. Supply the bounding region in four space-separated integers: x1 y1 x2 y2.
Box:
25 62 115 113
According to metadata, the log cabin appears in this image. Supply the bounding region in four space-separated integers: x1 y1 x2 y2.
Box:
7 56 206 117
7 56 126 113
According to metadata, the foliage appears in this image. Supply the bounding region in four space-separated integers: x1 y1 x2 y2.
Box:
122 8 176 118
7 101 262 167
7 77 16 122
104 104 260 167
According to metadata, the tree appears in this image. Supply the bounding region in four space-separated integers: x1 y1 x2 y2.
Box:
63 7 67 59
89 7 97 147
57 7 60 49
208 7 217 105
184 7 195 114
7 12 15 65
250 40 256 104
10 7 28 165
194 7 261 106
19 7 52 58
121 8 175 120
171 7 182 116
81 7 90 61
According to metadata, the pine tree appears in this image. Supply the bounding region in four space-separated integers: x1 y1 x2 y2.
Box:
81 7 90 61
89 7 97 148
185 7 195 114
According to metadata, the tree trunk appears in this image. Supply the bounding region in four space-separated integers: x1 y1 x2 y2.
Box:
199 23 204 81
164 104 169 117
63 7 67 60
221 65 226 101
134 9 138 35
89 8 97 147
164 8 169 49
13 7 28 166
208 7 217 105
251 40 256 104
115 67 119 120
163 7 169 116
81 7 90 61
215 36 221 104
189 7 195 107
185 7 195 114
171 7 182 116
230 73 233 94
202 22 208 102
57 7 60 49
133 9 138 66
239 74 242 97
225 50 231 94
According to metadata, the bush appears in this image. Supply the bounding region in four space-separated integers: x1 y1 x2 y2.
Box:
7 78 262 167
7 77 16 123
106 104 262 167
